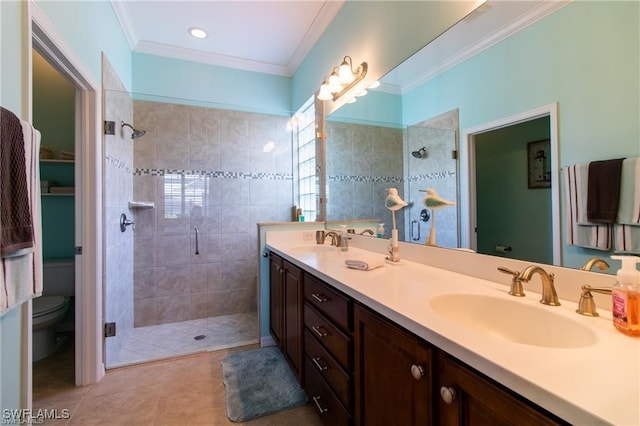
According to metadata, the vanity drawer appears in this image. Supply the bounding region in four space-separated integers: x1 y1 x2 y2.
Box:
305 274 352 332
305 303 352 371
305 329 352 411
305 356 352 426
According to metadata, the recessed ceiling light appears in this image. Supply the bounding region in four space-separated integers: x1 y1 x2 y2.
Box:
188 27 208 39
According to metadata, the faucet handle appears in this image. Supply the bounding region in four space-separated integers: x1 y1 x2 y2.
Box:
497 267 525 297
576 284 612 317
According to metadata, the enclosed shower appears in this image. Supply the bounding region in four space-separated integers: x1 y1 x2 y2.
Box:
103 83 292 367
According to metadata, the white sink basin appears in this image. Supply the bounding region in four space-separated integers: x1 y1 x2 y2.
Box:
290 244 337 253
429 294 597 349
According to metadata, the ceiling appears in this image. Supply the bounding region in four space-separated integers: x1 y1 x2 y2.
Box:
112 0 344 76
112 1 567 91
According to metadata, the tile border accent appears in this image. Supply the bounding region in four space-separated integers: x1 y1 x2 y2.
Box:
406 170 456 182
106 154 133 174
328 174 403 183
134 168 293 180
327 171 455 183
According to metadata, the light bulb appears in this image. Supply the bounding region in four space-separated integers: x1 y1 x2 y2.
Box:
317 83 333 101
328 73 342 93
339 58 355 84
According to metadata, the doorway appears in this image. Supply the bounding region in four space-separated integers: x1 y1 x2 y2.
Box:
31 46 78 398
29 3 104 397
460 103 561 265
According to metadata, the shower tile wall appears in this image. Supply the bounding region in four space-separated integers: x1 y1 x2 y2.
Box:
325 121 404 237
404 109 459 248
132 101 293 326
102 56 134 363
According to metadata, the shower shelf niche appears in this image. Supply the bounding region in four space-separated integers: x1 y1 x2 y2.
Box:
128 201 155 209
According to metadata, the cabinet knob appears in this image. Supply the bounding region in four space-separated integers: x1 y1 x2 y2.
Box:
410 364 425 380
440 386 456 405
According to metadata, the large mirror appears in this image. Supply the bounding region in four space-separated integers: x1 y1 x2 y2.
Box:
323 0 639 271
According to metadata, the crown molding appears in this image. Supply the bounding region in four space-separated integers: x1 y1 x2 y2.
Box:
134 40 290 76
287 0 345 76
110 0 138 50
400 0 571 94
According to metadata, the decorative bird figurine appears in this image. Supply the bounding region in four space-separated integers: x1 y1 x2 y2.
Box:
385 188 408 211
419 188 454 246
420 188 455 209
384 188 408 262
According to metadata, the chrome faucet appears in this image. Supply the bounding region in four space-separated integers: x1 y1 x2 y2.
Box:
518 265 560 306
323 231 341 247
359 229 375 235
581 257 610 272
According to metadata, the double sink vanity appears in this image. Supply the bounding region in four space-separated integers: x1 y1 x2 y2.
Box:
265 230 639 425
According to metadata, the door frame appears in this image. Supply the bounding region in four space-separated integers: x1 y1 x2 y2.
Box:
459 103 561 265
24 2 104 404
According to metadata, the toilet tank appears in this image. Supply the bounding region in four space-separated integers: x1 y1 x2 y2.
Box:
42 259 75 297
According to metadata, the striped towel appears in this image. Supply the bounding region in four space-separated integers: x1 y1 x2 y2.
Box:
563 164 611 250
614 157 640 254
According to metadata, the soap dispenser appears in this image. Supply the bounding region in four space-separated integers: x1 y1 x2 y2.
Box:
339 225 349 252
611 255 640 337
376 223 385 238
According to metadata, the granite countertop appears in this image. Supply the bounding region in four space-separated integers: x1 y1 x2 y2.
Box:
266 231 640 426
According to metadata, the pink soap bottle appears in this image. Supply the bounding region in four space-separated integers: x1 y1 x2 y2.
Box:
611 255 640 337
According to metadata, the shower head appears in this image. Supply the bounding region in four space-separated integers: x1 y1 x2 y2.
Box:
121 121 146 140
411 147 427 159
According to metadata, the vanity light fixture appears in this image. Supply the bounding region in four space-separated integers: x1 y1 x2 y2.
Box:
188 27 208 39
317 55 368 102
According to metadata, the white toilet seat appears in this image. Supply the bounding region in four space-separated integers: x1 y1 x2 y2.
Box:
33 296 68 318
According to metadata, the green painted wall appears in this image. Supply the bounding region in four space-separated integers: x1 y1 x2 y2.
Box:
401 1 639 268
132 53 292 116
33 49 76 260
476 117 552 263
1 0 27 413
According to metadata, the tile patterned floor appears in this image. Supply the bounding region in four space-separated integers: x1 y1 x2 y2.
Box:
33 337 322 426
109 312 259 368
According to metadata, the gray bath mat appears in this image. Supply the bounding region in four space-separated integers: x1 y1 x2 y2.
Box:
221 346 307 422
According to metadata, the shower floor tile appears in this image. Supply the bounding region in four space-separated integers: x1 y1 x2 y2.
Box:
109 311 258 368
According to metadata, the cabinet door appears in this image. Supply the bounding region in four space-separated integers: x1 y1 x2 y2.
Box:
354 304 432 426
283 259 304 383
268 253 284 348
436 353 567 426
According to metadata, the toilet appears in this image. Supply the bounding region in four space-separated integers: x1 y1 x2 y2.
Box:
33 259 74 362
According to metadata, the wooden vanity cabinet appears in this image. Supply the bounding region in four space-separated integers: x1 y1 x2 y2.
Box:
303 274 354 425
268 252 284 347
268 252 304 382
435 352 568 426
354 303 433 426
269 262 571 425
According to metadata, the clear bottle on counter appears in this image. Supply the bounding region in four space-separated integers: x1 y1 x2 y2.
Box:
339 225 349 252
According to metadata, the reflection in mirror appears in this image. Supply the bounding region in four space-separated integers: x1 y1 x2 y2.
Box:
325 117 404 239
404 110 459 249
474 116 552 264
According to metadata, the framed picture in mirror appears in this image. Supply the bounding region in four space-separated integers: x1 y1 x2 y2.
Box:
527 139 551 189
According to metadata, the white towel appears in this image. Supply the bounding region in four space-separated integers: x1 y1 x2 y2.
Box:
345 254 385 271
1 120 43 315
616 157 640 224
614 157 640 254
563 165 611 250
613 224 640 254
